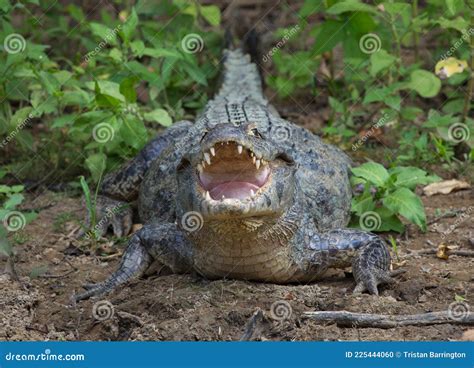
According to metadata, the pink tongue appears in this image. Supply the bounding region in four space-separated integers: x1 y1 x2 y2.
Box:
209 182 259 200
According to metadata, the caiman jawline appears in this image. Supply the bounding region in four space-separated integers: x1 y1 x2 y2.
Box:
197 141 270 200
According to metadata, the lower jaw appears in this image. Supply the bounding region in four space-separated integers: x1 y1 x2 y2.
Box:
208 182 261 200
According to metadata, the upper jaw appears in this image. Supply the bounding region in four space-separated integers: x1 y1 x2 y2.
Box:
197 139 270 171
195 140 272 202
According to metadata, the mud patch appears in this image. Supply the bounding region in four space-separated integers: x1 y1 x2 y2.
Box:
0 189 473 341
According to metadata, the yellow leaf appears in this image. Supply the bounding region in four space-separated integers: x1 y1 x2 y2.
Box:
435 57 468 79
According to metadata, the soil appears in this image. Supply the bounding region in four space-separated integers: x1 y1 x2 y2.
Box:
1 188 472 341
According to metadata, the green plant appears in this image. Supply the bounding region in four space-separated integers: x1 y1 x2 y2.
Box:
1 1 223 183
0 169 37 277
350 162 440 233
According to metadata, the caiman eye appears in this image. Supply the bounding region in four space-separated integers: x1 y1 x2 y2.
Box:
200 131 209 142
250 128 263 139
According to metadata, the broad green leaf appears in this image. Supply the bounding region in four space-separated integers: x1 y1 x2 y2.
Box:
370 50 396 76
9 107 32 130
51 114 77 129
311 20 345 55
181 62 208 85
3 194 24 210
383 188 427 231
423 110 457 128
374 207 405 233
120 7 139 43
351 162 389 187
363 87 390 104
351 194 375 216
327 0 378 14
390 166 440 189
62 90 92 107
436 16 468 33
85 153 107 183
90 81 125 107
142 48 183 59
89 22 118 46
130 40 145 57
120 116 148 150
144 109 172 127
445 0 464 15
120 77 138 103
37 71 60 95
406 70 441 98
382 2 411 26
200 5 221 26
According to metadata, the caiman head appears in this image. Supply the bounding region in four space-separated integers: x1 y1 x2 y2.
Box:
176 123 297 224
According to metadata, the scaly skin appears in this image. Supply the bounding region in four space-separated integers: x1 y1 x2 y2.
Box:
75 49 392 301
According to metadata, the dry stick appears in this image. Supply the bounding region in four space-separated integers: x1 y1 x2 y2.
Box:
416 249 474 257
240 309 264 341
303 310 474 329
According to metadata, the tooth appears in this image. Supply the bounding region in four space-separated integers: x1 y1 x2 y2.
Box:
221 195 225 200
202 160 206 168
250 189 255 197
197 164 203 173
238 145 243 154
210 147 215 156
256 159 261 169
252 156 256 164
261 159 266 166
204 153 211 165
250 152 254 157
205 191 211 201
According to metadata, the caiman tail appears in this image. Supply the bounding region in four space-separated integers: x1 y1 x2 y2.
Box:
214 30 266 105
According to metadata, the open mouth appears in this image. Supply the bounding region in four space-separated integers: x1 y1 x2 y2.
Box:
197 141 270 200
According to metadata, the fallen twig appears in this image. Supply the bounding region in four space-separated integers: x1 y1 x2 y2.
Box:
416 249 474 257
38 269 76 279
240 309 264 341
303 310 474 328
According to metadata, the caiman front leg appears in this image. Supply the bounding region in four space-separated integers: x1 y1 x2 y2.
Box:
302 228 393 295
74 223 193 301
77 120 192 238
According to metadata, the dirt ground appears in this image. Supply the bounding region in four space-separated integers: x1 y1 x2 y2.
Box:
0 187 472 341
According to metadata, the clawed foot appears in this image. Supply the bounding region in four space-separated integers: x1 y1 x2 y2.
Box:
353 268 395 295
76 195 133 239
